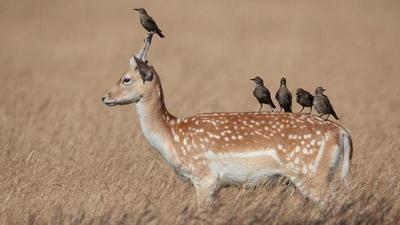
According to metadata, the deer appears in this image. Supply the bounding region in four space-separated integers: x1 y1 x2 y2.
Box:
102 33 353 206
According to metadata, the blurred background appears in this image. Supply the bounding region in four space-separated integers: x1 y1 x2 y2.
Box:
1 0 399 224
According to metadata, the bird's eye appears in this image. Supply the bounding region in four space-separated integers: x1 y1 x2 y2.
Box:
122 77 132 85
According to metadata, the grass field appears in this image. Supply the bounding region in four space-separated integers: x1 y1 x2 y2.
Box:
1 0 400 224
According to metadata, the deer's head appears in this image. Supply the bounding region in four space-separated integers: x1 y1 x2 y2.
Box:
102 56 157 106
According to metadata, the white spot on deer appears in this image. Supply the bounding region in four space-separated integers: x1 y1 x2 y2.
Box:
316 130 321 135
302 148 311 155
238 135 243 140
224 137 229 141
277 144 283 150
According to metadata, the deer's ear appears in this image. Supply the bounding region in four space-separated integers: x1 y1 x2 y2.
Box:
133 56 153 83
129 55 137 69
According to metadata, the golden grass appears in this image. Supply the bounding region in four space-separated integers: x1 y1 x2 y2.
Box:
1 0 400 224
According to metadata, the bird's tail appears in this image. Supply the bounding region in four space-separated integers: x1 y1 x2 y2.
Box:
333 111 339 120
156 30 165 38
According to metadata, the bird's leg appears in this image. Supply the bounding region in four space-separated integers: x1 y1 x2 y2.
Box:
258 104 263 112
299 106 304 113
309 107 312 114
325 115 330 120
319 114 324 118
279 106 282 112
270 106 274 112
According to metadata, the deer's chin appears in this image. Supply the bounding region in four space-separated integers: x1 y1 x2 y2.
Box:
116 96 142 105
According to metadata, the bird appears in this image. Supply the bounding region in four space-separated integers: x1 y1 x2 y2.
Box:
275 77 293 112
250 76 276 112
133 8 165 38
313 87 339 120
296 88 314 113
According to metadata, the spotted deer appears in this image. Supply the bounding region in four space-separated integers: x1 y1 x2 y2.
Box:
102 33 353 205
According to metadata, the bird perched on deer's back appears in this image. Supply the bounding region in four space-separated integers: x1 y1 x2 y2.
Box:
133 8 165 38
296 88 314 113
250 76 276 112
313 87 339 120
275 77 292 112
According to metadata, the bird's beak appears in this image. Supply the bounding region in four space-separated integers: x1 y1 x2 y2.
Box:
250 78 255 81
133 8 139 11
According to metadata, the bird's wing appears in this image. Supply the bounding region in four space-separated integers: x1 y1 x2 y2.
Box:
322 95 335 112
275 88 280 101
144 16 160 30
306 92 314 100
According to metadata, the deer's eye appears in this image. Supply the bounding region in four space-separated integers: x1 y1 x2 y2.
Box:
122 77 132 85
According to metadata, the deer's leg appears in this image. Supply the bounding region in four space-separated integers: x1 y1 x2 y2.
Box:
288 176 321 202
193 176 219 207
291 140 341 206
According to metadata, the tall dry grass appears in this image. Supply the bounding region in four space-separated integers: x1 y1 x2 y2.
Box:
1 0 400 224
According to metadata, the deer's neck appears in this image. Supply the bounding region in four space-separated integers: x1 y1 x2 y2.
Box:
135 84 177 162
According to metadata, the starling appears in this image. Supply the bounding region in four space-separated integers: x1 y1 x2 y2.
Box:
133 8 165 38
250 76 276 112
313 87 339 120
275 77 293 112
296 88 314 113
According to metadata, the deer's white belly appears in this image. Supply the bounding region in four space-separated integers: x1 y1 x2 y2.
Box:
205 149 284 185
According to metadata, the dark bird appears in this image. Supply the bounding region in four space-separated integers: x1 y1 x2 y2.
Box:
313 87 339 120
133 8 165 38
250 76 276 112
275 77 293 112
296 88 314 113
